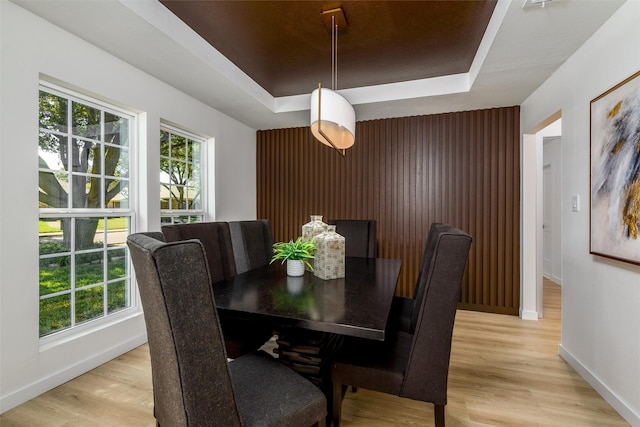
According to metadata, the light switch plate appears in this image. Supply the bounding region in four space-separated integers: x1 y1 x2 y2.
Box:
572 195 580 212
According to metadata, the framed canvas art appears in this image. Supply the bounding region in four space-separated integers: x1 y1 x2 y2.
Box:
590 70 640 266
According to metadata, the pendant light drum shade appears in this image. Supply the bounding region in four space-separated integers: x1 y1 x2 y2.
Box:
310 87 355 150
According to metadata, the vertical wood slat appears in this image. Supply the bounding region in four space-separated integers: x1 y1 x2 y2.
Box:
256 106 520 315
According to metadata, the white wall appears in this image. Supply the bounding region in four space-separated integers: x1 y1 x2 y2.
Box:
521 1 640 424
0 1 256 412
214 126 257 221
520 132 540 320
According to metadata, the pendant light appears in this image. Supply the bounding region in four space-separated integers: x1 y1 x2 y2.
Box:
310 7 355 156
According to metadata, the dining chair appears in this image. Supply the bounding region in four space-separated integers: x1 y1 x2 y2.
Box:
161 222 273 359
162 222 237 282
389 223 454 333
228 219 274 274
127 233 327 427
331 227 472 427
325 219 377 394
327 219 377 258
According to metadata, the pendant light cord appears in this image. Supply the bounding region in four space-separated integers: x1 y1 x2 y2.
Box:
332 15 337 91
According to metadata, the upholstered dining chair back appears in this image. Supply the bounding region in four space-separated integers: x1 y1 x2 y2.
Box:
162 222 236 284
229 219 274 274
410 223 456 331
127 233 242 426
128 233 326 427
137 231 166 242
415 224 452 296
401 228 472 405
331 226 472 427
327 219 377 258
161 222 272 359
388 223 454 334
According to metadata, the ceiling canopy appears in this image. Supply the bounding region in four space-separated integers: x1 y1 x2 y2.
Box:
159 1 497 97
13 0 626 130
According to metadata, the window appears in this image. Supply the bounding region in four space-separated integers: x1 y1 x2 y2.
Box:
160 126 204 224
38 84 134 338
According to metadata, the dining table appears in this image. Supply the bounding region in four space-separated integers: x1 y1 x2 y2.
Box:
213 256 402 341
214 256 401 425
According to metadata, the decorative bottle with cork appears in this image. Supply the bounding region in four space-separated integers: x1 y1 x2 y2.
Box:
313 225 345 280
302 215 327 271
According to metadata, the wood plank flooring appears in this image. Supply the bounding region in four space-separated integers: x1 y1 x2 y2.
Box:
0 279 629 426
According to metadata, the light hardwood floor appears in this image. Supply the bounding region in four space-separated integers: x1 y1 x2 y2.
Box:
0 279 629 426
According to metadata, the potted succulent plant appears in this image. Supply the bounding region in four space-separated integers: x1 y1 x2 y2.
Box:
271 237 316 276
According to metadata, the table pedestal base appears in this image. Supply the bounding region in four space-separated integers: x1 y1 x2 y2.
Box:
273 328 343 387
273 327 344 426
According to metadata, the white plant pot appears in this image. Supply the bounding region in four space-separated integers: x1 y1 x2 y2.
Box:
286 260 305 277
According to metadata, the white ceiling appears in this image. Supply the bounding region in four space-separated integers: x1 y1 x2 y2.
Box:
14 0 626 130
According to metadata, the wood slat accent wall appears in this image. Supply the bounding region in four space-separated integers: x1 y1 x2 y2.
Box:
257 106 520 314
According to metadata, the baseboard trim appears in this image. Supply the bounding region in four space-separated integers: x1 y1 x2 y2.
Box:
519 308 539 320
0 333 147 413
559 344 639 426
543 274 562 285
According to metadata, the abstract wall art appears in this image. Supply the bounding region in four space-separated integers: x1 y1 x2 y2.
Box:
590 70 640 266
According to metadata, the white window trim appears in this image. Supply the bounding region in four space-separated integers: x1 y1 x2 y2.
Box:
38 80 139 345
159 122 207 223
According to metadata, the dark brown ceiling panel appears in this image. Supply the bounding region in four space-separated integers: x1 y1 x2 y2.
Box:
160 1 497 97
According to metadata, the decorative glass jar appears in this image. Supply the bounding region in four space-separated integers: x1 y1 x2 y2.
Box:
302 215 327 271
313 225 345 280
302 215 327 240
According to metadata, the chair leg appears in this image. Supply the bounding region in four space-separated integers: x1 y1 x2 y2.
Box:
333 382 344 427
434 404 445 427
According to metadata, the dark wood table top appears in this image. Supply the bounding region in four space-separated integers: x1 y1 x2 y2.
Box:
213 257 401 341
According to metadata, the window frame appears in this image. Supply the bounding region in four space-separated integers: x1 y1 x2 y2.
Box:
159 123 206 225
38 81 138 344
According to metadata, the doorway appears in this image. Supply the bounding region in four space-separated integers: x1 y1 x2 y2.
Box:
543 135 562 286
541 134 562 318
543 163 553 278
521 115 561 320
